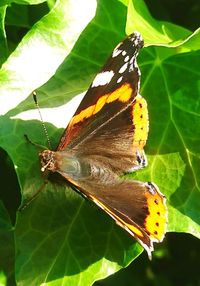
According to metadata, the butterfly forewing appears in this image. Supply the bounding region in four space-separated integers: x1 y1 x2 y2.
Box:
57 32 143 151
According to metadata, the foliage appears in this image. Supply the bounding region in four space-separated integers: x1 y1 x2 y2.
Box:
0 0 199 285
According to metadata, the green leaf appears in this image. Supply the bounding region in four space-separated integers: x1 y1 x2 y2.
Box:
139 45 200 238
126 0 191 46
0 272 6 286
0 6 8 65
0 201 15 286
5 3 48 28
11 0 128 114
180 27 200 51
0 0 46 6
0 201 12 231
0 0 96 115
0 0 199 285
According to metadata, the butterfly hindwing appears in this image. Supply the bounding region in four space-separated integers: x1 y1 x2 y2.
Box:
88 181 167 259
51 159 167 259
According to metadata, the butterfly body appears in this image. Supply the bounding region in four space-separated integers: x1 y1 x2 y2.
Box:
39 32 167 259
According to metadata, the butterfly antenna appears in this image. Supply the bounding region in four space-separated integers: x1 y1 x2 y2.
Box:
18 181 48 211
33 91 52 150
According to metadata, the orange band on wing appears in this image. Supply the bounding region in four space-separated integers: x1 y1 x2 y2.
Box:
69 83 133 127
70 104 96 127
93 95 107 114
106 83 132 103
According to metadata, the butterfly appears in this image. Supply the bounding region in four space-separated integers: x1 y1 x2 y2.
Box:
39 32 167 259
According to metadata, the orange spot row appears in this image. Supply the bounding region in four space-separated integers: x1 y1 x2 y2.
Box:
132 95 149 149
144 190 167 241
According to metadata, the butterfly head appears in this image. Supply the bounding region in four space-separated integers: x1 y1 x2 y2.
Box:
39 150 58 172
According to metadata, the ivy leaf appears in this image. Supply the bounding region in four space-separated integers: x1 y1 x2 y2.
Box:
0 201 15 286
0 6 7 65
0 0 199 285
1 0 47 6
0 0 96 115
126 0 191 46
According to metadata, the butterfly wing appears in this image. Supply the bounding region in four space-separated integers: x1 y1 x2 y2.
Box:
90 181 167 260
40 32 168 257
53 159 167 260
57 32 147 172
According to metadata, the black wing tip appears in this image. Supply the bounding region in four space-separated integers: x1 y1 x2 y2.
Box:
112 31 144 58
128 31 144 50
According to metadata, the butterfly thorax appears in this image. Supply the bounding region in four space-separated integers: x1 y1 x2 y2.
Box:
39 150 117 185
40 149 87 177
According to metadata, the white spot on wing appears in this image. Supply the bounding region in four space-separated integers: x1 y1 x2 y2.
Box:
112 48 122 58
92 70 114 87
119 62 128 74
130 31 143 47
122 50 126 56
124 55 130 62
130 56 134 64
117 76 123 83
129 57 138 72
